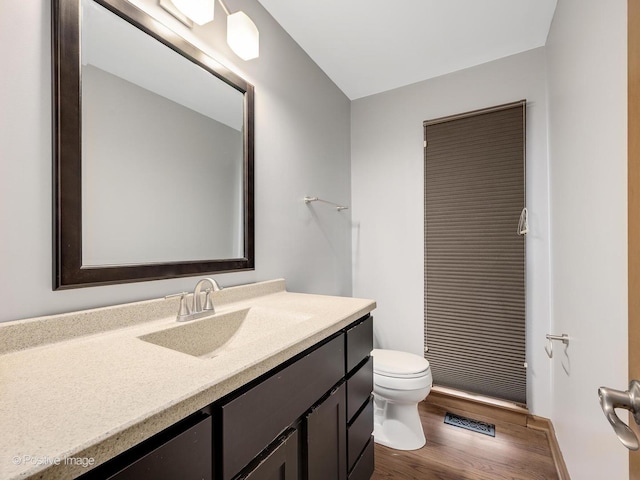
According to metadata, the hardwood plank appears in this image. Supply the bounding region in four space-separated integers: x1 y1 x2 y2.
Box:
372 402 559 480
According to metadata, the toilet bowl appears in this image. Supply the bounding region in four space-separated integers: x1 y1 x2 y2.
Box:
371 349 433 451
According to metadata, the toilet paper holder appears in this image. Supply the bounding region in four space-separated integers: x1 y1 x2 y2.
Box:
544 333 569 358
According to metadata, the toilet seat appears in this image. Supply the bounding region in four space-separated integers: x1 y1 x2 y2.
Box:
372 349 432 390
372 349 430 378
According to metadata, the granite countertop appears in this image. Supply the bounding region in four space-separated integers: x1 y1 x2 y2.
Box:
0 279 375 479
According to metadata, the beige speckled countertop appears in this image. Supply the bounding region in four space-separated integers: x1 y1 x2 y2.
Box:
0 279 375 479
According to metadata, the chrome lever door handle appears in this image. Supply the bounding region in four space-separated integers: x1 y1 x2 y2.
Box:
598 380 640 450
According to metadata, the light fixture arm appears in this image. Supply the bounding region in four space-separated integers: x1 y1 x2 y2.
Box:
217 0 231 16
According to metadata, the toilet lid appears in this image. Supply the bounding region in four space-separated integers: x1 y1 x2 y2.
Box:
371 349 430 377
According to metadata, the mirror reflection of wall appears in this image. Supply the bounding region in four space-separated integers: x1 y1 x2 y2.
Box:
81 65 243 264
80 0 245 265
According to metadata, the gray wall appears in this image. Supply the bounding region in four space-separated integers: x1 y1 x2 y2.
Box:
350 1 630 475
546 0 628 477
351 48 552 417
0 0 352 322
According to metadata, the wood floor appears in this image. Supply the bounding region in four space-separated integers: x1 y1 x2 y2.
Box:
371 402 559 480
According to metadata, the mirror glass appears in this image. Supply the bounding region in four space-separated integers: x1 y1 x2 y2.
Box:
82 0 244 265
53 0 254 288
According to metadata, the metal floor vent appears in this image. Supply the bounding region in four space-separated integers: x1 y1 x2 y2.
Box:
444 412 496 437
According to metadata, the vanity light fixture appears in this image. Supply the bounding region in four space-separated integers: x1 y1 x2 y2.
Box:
158 0 259 60
171 0 214 25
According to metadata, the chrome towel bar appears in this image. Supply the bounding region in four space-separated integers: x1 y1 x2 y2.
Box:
304 196 349 211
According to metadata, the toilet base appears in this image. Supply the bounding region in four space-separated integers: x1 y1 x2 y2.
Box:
373 396 426 451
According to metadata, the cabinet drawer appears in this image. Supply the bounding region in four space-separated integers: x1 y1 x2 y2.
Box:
221 334 345 480
348 436 374 480
346 316 373 373
106 416 212 480
347 356 373 422
347 396 374 472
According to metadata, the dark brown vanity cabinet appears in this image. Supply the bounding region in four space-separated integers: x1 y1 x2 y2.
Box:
218 314 373 480
78 315 374 480
219 333 346 480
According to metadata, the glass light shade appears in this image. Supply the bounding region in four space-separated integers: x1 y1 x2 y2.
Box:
227 11 259 60
171 0 215 25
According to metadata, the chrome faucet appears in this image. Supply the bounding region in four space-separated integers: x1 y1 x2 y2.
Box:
192 277 222 313
166 278 223 322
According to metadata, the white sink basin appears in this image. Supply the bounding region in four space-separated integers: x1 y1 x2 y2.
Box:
138 306 313 358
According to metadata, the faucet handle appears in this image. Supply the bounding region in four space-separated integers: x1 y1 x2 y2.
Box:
165 292 191 320
203 288 216 313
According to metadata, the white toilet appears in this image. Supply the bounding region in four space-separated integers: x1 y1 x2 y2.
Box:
371 349 433 450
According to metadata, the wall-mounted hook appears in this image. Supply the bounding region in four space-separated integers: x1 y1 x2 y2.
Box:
517 207 529 235
545 333 570 358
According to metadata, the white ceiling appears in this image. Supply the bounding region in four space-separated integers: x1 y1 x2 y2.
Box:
257 0 558 100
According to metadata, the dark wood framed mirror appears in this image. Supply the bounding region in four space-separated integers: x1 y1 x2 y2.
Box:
52 0 254 289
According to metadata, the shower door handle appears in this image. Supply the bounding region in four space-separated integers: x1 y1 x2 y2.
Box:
598 380 640 450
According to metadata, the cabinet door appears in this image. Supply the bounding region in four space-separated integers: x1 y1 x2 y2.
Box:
243 429 298 480
306 383 347 480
